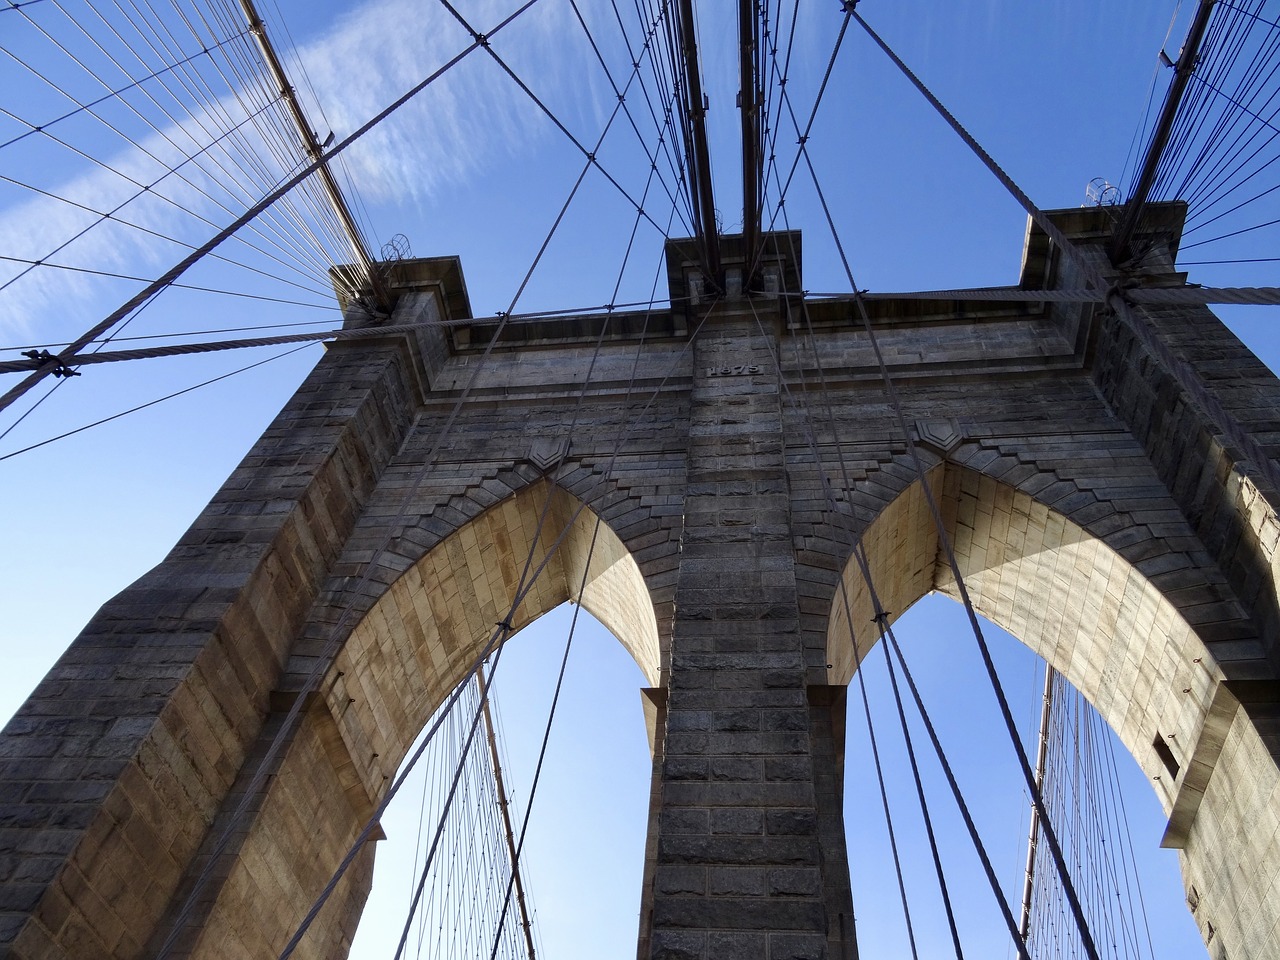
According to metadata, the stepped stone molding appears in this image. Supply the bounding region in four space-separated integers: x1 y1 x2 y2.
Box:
2 208 1280 959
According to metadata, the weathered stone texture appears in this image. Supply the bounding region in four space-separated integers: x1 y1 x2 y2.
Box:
3 212 1280 960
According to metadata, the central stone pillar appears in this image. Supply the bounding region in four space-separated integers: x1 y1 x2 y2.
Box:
641 304 855 960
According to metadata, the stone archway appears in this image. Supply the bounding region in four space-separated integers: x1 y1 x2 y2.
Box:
157 479 660 960
826 463 1280 958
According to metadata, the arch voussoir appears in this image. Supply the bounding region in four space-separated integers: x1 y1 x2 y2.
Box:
825 445 1280 960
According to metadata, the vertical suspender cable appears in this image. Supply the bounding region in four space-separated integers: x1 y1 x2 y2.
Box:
476 663 537 960
1109 0 1219 265
1019 664 1056 944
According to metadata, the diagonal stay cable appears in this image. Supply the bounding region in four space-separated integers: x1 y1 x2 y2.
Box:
567 0 693 238
876 619 967 960
793 30 1102 960
0 344 317 461
0 0 544 415
434 0 670 239
256 65 698 956
607 0 696 230
389 637 514 960
486 513 605 960
744 289 959 960
0 170 335 298
3 9 341 287
849 8 1107 293
0 29 250 152
0 254 333 309
282 253 714 960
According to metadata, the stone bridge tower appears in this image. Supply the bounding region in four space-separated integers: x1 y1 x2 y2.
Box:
3 206 1280 960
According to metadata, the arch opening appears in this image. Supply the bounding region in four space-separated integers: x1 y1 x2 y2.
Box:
346 602 652 960
825 464 1280 959
841 595 1204 957
183 480 663 959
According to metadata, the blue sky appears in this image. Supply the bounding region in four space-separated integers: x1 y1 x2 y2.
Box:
3 0 1276 956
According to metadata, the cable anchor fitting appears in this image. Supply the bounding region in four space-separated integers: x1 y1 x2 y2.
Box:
22 350 80 378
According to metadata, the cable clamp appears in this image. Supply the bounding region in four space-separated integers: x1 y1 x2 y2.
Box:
1105 275 1141 307
22 350 80 378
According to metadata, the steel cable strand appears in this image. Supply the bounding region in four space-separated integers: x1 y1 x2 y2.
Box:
0 0 543 414
115 0 357 284
0 168 336 298
850 10 1107 294
1120 3 1187 193
1174 1 1280 207
756 202 979 959
0 254 331 309
436 0 671 240
0 91 325 297
570 0 694 238
0 343 315 461
0 164 338 303
0 29 249 151
608 0 695 229
12 2 340 286
0 255 177 445
388 640 511 960
404 688 439 956
194 0 366 279
1146 7 1235 204
753 7 850 280
1161 3 1262 202
1175 68 1280 232
1175 26 1280 216
886 628 1036 959
0 120 341 296
475 664 538 960
1099 714 1157 959
741 292 953 960
485 512 605 960
271 192 700 960
877 619 968 960
755 0 801 230
1079 698 1140 958
804 17 1105 957
1181 157 1280 240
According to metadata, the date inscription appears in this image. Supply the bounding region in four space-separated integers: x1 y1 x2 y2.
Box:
705 364 762 377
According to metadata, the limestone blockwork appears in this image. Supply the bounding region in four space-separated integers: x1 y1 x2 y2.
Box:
3 207 1280 960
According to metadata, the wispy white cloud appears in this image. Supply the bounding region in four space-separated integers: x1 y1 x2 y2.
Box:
0 0 580 339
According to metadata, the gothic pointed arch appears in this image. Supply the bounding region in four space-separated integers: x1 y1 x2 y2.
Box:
824 460 1280 958
155 477 663 959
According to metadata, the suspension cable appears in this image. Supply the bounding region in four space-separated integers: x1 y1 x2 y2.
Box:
0 0 545 416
